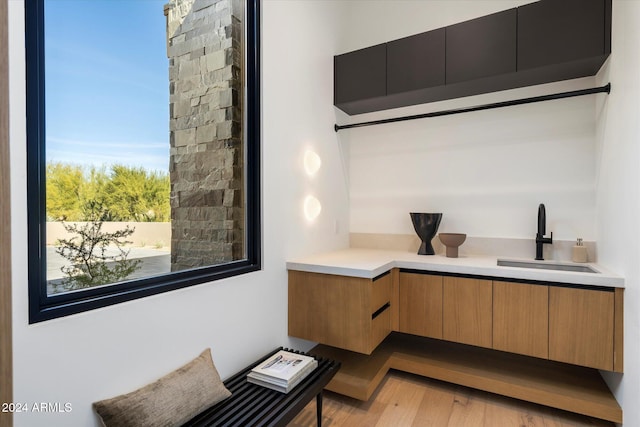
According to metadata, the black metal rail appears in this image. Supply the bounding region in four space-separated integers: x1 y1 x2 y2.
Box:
334 83 611 132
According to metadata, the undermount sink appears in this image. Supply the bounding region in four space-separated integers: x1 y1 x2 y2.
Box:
497 259 599 274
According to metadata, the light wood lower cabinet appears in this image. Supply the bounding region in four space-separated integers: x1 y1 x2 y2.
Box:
443 276 493 348
493 281 549 359
398 273 443 339
288 269 623 372
288 270 392 355
396 275 622 372
549 286 615 371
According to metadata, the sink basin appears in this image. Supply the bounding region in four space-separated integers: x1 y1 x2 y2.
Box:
497 259 599 273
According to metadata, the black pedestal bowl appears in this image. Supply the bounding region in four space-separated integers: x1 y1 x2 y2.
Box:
410 213 443 255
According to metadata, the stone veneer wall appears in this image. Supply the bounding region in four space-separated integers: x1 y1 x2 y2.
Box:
165 0 244 271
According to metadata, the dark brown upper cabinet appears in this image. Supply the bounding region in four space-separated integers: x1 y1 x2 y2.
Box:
518 0 611 73
334 44 386 115
446 9 516 84
387 28 445 95
333 0 611 116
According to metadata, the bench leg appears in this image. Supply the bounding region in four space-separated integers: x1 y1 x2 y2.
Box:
316 391 323 427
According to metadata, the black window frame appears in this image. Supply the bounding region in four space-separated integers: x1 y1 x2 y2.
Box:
26 0 261 323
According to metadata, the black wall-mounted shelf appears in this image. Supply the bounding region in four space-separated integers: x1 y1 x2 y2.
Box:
334 0 612 116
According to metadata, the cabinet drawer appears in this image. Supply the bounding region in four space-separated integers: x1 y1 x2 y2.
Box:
371 305 391 351
371 272 392 313
288 270 392 355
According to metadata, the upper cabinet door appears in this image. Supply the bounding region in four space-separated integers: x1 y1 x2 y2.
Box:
446 8 517 84
518 0 610 71
387 28 445 95
334 44 386 110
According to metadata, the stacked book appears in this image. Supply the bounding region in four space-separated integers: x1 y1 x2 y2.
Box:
247 350 318 393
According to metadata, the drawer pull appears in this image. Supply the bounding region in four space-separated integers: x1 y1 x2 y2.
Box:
372 302 391 320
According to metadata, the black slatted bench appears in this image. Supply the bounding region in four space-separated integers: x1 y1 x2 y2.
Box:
182 348 340 427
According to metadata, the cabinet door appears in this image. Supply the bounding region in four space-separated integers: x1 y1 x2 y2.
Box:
443 277 492 348
493 281 548 359
446 8 516 84
334 44 386 108
549 287 614 371
387 29 445 95
399 272 443 339
517 0 609 71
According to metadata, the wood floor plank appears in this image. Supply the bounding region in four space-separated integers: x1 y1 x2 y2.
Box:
288 371 615 427
476 388 545 427
375 375 425 427
288 381 383 427
411 379 458 427
446 387 489 427
340 399 384 427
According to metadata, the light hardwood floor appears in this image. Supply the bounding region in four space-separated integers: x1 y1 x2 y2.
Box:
288 370 614 427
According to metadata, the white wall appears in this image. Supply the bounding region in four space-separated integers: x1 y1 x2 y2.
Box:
346 81 598 240
9 1 349 426
596 2 640 426
341 1 599 243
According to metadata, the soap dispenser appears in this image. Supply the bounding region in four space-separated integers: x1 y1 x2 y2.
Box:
572 238 588 263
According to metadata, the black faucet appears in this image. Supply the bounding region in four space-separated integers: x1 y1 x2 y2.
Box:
535 203 553 260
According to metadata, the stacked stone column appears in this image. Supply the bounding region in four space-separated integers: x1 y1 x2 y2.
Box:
165 0 244 271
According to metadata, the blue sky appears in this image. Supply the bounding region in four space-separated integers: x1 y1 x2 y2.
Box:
45 0 169 172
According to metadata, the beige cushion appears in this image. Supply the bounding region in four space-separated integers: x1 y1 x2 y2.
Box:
93 348 231 427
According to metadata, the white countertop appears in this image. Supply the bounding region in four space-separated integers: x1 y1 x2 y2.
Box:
286 248 624 288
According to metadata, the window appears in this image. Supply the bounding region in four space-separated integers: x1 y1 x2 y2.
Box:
26 0 261 323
